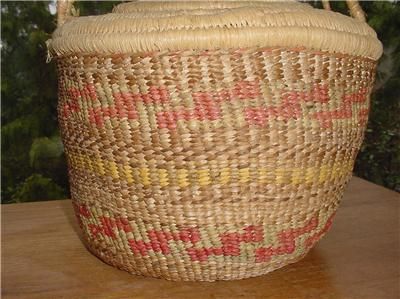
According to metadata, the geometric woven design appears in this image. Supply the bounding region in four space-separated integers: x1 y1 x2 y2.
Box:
74 202 335 264
57 46 377 281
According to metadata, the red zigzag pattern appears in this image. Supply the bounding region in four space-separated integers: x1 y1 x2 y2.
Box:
62 82 368 129
74 202 335 263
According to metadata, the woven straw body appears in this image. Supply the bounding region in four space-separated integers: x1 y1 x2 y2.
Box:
49 1 381 281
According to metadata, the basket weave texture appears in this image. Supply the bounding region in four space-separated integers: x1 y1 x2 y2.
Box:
51 1 381 281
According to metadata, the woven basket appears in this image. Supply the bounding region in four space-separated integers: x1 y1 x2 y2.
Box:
48 0 382 281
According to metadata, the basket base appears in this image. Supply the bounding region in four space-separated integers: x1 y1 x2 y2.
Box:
84 240 310 282
75 200 337 281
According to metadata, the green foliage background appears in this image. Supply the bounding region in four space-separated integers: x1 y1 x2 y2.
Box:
1 1 399 203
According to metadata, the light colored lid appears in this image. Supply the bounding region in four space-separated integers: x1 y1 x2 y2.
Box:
48 1 382 60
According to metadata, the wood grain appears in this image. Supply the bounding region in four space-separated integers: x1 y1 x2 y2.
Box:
2 177 399 299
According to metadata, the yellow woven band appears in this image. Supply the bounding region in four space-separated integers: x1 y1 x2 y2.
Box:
68 151 353 188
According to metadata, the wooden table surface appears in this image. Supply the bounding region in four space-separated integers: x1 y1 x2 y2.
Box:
2 177 399 299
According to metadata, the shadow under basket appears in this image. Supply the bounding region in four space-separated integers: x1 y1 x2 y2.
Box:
47 0 382 281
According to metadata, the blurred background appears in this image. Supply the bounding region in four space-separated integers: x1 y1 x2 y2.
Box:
1 1 399 203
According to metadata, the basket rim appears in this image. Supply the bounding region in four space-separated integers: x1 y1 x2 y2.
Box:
47 1 382 60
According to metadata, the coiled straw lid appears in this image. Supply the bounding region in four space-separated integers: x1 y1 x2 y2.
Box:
48 0 382 60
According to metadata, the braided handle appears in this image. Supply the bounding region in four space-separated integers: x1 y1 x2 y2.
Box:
57 0 76 27
322 0 366 22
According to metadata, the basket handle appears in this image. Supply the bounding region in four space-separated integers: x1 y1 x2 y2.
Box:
322 0 366 22
57 0 76 27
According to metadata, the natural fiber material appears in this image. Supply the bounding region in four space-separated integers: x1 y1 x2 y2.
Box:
48 1 382 59
52 1 381 281
57 46 377 281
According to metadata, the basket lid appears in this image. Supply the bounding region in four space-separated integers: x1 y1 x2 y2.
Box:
48 1 382 60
